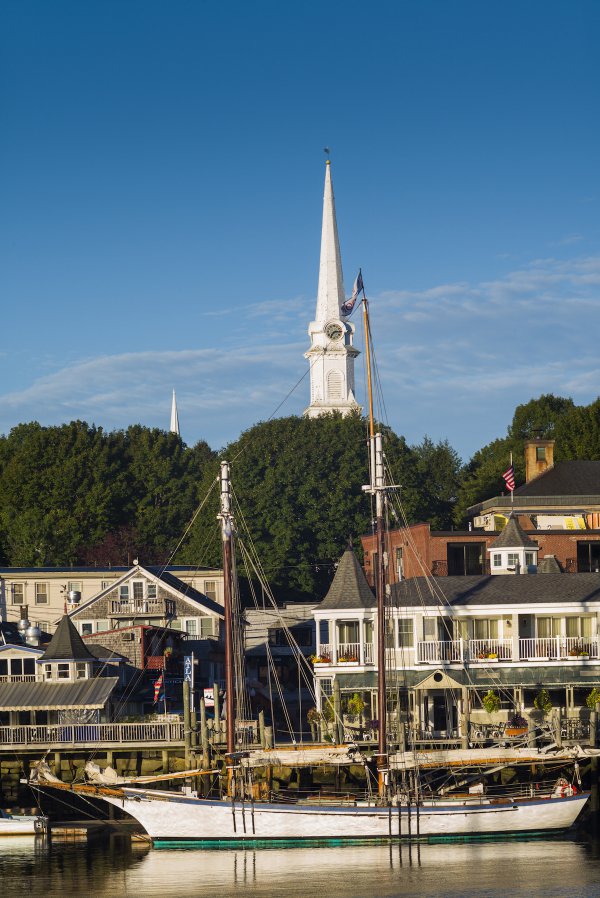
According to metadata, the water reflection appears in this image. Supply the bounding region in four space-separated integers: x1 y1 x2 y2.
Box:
1 834 600 897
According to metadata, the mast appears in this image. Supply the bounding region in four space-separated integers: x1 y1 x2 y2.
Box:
361 296 388 797
218 461 236 757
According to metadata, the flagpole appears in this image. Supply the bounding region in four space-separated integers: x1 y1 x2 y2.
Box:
510 451 514 513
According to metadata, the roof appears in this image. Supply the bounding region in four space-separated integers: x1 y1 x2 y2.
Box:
392 573 600 607
0 677 118 711
318 549 375 611
149 568 223 616
40 615 97 662
85 644 128 662
538 555 562 574
489 515 538 550
515 461 600 497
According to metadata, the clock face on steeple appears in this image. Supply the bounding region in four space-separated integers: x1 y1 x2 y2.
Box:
325 320 344 342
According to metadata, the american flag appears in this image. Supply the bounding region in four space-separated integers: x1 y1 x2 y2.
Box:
502 465 516 492
153 672 164 703
341 270 364 317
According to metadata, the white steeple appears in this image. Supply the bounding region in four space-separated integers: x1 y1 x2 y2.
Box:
304 161 361 418
170 389 180 436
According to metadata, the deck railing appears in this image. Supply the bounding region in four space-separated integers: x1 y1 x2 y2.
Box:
0 721 184 748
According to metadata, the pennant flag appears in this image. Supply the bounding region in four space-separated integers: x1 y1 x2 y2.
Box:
502 465 516 492
341 270 364 316
153 672 164 703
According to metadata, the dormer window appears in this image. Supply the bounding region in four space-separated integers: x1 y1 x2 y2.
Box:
76 662 87 679
507 553 519 568
57 663 70 679
493 554 502 567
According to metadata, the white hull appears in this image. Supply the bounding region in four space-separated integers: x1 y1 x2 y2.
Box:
102 788 589 844
0 813 47 836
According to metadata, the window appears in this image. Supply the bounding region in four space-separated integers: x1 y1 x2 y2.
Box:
57 663 70 679
319 620 330 645
447 543 486 576
537 617 561 638
566 616 593 638
23 659 35 676
577 542 600 573
101 580 112 590
10 659 23 676
319 678 333 698
525 552 536 568
337 621 359 644
423 617 438 641
133 581 144 600
507 553 519 569
200 618 215 638
398 619 414 648
327 370 343 400
147 583 157 599
536 446 546 461
395 548 404 581
473 619 499 640
204 580 217 601
185 619 198 636
493 554 502 567
35 583 48 604
76 662 87 679
96 620 109 632
80 622 93 636
44 664 52 680
119 584 129 600
169 619 182 630
11 584 24 605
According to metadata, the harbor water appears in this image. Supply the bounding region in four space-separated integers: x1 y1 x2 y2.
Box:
2 829 600 897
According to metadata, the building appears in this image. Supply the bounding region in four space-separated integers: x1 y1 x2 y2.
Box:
0 615 122 732
312 541 600 742
304 160 361 418
362 441 600 583
0 564 224 631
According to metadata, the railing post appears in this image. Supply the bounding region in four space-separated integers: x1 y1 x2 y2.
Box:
459 637 464 663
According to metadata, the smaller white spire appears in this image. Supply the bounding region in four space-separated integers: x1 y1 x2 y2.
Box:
170 389 180 436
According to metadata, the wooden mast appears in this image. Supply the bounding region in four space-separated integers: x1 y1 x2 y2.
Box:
362 296 388 797
219 461 236 760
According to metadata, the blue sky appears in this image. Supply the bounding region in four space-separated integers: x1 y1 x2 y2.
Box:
2 1 599 461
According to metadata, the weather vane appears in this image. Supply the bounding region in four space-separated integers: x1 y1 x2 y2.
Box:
323 146 330 157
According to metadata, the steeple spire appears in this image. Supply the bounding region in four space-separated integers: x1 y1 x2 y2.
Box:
170 389 180 436
316 160 346 324
304 160 361 419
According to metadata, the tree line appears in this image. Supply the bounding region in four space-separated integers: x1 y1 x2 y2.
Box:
1 393 599 599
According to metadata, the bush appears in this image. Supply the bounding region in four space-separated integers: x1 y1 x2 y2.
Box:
586 688 600 710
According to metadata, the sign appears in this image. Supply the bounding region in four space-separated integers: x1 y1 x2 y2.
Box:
204 687 215 708
184 655 193 684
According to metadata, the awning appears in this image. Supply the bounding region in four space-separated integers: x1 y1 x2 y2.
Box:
0 677 119 711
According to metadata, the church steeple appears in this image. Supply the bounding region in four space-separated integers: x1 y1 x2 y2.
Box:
170 389 180 436
304 161 361 419
316 160 346 324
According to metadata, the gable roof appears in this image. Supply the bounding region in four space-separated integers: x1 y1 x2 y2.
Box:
515 461 600 497
318 549 375 611
70 564 223 620
40 615 97 662
489 515 538 550
392 573 600 607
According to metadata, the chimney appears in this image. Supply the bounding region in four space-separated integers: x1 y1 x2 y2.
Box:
524 438 555 483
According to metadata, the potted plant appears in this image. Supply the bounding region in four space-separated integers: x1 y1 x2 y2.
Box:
482 690 501 714
505 713 528 737
534 688 553 715
585 687 600 710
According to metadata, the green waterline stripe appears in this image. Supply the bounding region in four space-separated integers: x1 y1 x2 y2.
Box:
153 830 567 850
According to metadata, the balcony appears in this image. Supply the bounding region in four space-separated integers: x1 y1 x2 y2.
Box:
110 598 175 618
313 642 374 666
414 636 600 664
